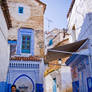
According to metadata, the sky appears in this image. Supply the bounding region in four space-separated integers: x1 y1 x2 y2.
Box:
40 0 72 31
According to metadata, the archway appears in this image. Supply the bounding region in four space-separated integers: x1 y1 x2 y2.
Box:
13 74 35 92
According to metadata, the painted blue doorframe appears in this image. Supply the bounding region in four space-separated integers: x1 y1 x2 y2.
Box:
13 74 35 92
87 77 92 92
36 84 43 92
72 81 79 92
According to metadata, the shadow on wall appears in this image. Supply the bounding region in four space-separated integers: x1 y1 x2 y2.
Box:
78 12 92 40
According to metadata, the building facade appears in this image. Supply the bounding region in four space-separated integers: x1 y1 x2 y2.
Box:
0 1 12 91
44 63 72 92
66 0 92 92
45 28 69 51
67 0 92 42
44 29 72 92
7 56 44 92
6 0 46 92
7 0 46 57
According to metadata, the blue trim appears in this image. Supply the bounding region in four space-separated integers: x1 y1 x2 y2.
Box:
17 28 34 55
87 77 92 92
36 84 43 92
65 54 88 66
0 82 8 92
13 74 35 92
8 40 17 44
72 81 79 92
18 7 24 14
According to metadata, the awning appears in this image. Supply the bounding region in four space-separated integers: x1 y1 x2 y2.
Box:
45 39 87 63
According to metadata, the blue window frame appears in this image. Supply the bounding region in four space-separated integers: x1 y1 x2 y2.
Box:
18 7 24 14
72 81 79 92
48 39 53 46
17 28 34 55
21 35 31 53
8 40 17 57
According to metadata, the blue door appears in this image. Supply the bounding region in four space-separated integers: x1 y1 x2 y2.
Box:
72 81 79 92
87 77 92 92
36 84 43 92
53 78 57 92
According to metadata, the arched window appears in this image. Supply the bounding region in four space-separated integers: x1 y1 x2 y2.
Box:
37 64 39 68
10 63 11 67
13 63 15 67
28 64 30 68
18 64 20 68
33 64 35 68
31 64 33 68
25 64 27 68
16 63 17 67
23 64 24 68
12 63 13 67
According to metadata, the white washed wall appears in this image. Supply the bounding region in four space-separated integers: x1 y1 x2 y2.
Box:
60 66 72 92
68 0 88 42
44 67 72 92
0 6 9 82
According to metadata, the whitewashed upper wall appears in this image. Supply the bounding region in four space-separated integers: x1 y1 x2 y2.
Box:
67 0 88 42
0 6 9 82
78 0 92 40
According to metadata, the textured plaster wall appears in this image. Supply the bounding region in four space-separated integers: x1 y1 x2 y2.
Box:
44 67 72 92
0 6 9 82
68 0 88 42
7 0 45 57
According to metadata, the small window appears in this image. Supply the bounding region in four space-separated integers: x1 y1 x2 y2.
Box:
12 63 14 67
31 64 32 68
14 63 15 67
48 39 53 46
10 63 11 67
18 7 24 14
37 64 39 68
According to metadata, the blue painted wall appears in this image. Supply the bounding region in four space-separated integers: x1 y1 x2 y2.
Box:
36 84 43 92
0 82 10 92
72 81 79 92
17 28 34 55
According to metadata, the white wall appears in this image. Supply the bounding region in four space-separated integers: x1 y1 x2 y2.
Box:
0 6 9 82
60 66 72 92
67 0 88 42
44 67 72 92
8 2 31 22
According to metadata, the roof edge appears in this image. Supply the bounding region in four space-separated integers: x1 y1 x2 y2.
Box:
35 0 46 13
67 0 75 18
